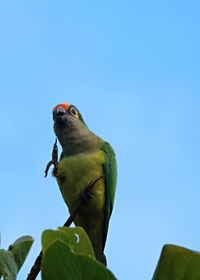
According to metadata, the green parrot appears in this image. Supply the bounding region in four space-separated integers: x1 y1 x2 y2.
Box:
52 102 117 265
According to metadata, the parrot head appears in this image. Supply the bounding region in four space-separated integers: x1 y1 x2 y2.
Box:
52 103 93 155
53 103 86 126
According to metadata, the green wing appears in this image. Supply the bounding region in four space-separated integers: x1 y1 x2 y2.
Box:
101 141 117 251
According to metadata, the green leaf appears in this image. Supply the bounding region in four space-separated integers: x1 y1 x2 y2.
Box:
0 249 17 280
152 244 200 280
42 227 95 258
0 235 34 280
41 239 116 280
11 235 34 271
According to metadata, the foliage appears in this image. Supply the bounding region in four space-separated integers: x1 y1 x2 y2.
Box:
41 227 95 259
0 235 34 280
152 244 200 280
1 228 200 279
41 227 117 280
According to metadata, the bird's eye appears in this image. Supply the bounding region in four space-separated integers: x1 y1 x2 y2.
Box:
70 107 79 118
71 109 76 115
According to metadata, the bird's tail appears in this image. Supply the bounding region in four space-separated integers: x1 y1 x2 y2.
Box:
96 252 107 266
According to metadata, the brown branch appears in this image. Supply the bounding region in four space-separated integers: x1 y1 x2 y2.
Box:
26 174 104 280
26 251 43 280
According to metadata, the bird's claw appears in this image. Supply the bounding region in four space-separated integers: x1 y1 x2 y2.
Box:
80 189 93 203
45 138 58 177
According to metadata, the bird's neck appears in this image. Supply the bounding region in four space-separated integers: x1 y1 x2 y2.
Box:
58 126 101 157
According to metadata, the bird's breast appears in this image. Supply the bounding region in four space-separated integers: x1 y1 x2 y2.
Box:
55 150 106 215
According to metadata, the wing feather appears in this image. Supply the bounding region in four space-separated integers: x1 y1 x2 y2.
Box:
101 141 117 251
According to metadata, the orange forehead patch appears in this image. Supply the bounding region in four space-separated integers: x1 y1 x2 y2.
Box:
53 103 71 113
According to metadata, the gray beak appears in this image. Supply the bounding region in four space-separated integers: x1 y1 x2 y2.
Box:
53 106 67 124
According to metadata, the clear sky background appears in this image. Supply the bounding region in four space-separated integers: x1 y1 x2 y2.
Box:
0 1 200 279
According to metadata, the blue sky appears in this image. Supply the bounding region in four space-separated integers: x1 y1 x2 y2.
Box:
0 1 200 279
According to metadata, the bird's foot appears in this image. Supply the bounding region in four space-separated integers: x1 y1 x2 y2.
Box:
80 188 93 203
44 138 58 177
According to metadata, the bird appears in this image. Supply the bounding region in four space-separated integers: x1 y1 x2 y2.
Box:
52 102 117 266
